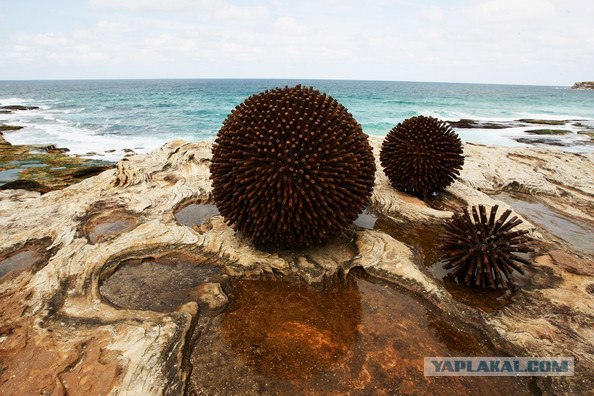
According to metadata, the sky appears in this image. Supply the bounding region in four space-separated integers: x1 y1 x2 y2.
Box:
0 0 593 85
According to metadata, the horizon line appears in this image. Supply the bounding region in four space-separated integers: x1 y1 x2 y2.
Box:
0 77 573 88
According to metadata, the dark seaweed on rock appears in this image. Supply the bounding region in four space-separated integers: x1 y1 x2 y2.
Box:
210 85 376 249
380 115 464 197
441 204 533 289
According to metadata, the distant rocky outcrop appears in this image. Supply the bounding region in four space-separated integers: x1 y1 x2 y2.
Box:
447 119 514 129
0 105 40 111
571 81 594 90
0 124 24 132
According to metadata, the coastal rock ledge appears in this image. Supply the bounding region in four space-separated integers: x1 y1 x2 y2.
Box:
0 138 593 394
571 81 594 90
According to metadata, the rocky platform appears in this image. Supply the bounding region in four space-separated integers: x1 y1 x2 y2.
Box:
448 118 594 150
0 129 113 193
0 139 593 395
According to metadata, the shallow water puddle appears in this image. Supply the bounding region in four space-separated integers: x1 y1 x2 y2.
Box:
372 216 516 311
374 216 444 266
426 191 467 212
100 252 226 312
189 273 534 395
0 160 48 184
0 250 44 279
174 202 219 227
0 168 22 184
353 206 377 229
0 240 52 280
84 211 138 244
353 206 444 267
493 192 594 254
441 277 514 312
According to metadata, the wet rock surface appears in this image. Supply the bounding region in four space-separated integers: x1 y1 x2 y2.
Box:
547 250 594 276
0 140 114 193
525 129 572 135
0 139 592 394
0 105 40 111
448 118 573 129
0 124 24 132
448 119 517 129
514 137 568 146
517 119 568 125
446 118 594 150
0 104 113 191
492 192 594 254
578 131 594 141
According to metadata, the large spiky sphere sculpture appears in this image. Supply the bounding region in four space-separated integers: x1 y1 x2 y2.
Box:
210 85 376 249
441 205 533 289
380 115 464 198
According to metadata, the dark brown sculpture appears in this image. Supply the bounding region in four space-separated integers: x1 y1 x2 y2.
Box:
441 204 533 288
380 115 464 198
210 85 376 249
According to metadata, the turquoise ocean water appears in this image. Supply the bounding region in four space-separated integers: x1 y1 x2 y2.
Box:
1 79 593 161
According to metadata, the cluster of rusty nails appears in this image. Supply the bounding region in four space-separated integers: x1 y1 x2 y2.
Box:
380 115 464 198
211 85 376 249
441 204 533 288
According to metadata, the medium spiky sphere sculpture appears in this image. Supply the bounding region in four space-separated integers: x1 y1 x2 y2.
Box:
380 115 464 198
441 205 533 289
210 85 376 249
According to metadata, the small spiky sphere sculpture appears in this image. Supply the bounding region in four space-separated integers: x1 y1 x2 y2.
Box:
380 115 464 198
441 205 533 289
210 85 376 249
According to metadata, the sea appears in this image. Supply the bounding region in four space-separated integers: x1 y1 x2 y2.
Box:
1 79 593 161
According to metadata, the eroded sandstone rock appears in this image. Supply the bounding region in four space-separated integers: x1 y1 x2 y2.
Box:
0 139 592 394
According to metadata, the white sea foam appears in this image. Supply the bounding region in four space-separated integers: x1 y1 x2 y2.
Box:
0 97 35 106
3 122 170 162
1 104 171 161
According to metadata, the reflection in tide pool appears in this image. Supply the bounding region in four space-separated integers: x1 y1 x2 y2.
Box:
189 271 534 395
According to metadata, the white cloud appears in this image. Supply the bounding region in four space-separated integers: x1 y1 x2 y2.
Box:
91 0 270 21
90 0 196 11
1 0 593 83
273 16 307 34
470 0 556 22
27 33 73 47
420 6 444 22
215 4 269 20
